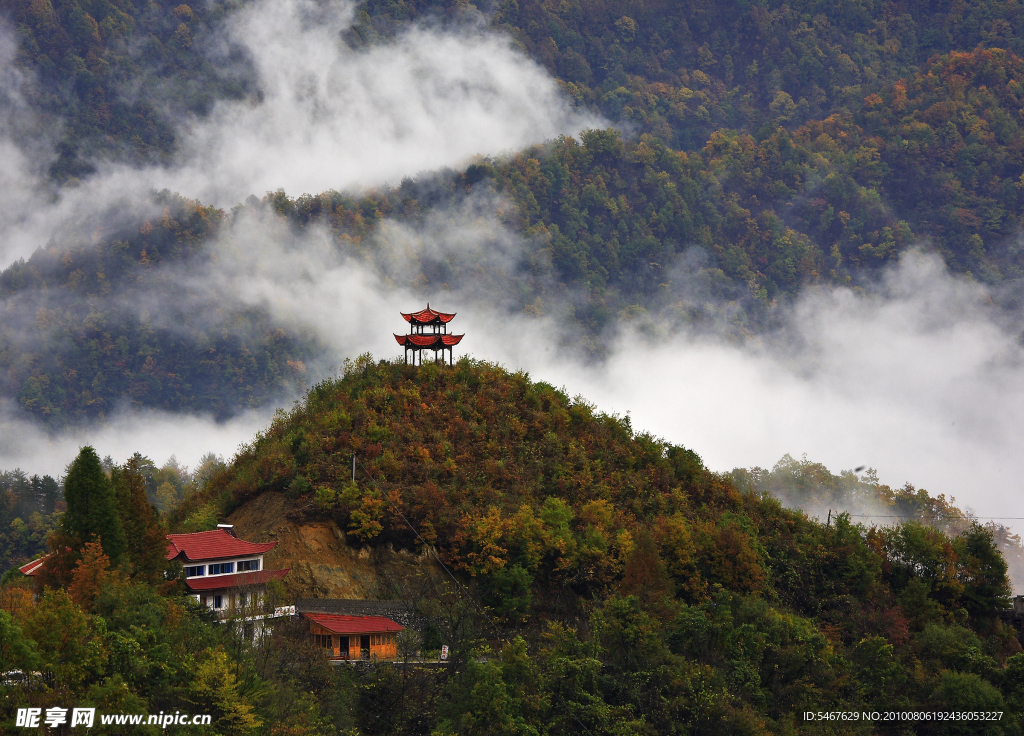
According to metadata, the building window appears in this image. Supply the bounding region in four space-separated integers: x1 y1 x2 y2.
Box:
237 559 260 572
209 562 234 575
314 634 333 649
213 595 223 609
237 592 247 608
185 565 205 577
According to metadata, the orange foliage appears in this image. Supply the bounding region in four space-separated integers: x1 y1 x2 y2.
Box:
0 586 34 620
68 540 111 609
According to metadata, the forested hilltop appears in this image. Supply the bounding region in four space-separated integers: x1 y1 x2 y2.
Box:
89 355 1019 733
3 358 1023 733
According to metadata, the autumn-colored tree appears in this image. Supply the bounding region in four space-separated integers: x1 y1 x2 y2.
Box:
619 530 673 611
190 648 263 735
22 588 107 690
0 581 34 620
68 540 112 610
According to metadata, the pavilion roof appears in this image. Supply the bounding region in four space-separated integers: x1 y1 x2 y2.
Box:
184 567 290 592
166 529 277 562
401 305 456 324
303 612 404 634
394 333 464 348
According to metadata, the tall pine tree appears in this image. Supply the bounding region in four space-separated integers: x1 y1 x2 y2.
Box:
111 456 168 583
62 446 127 564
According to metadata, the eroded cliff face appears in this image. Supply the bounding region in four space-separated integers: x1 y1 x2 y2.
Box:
226 492 444 601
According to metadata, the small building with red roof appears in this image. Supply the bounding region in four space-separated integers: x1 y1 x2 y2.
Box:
18 555 48 577
166 525 290 620
303 612 403 660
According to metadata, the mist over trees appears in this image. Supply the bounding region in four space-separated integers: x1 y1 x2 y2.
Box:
3 1 1024 731
0 0 1023 432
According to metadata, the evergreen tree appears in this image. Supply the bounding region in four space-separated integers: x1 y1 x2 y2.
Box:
62 446 127 564
37 475 59 515
111 456 169 583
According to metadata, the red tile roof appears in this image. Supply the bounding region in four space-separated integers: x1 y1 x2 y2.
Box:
184 568 290 592
394 333 464 347
166 529 277 562
19 555 49 576
303 612 404 634
401 305 456 324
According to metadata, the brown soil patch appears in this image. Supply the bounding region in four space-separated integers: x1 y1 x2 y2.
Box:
227 492 444 601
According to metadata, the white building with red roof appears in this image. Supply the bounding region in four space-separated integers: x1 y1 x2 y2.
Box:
166 525 290 620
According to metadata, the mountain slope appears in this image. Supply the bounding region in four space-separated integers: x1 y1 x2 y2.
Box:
168 356 1024 731
0 191 318 426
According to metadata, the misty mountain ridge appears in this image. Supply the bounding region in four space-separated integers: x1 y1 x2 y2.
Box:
0 0 1022 565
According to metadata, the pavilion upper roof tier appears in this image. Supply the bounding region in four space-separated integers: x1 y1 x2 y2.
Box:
401 304 456 325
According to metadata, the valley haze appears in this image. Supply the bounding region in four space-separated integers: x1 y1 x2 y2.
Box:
0 0 1020 534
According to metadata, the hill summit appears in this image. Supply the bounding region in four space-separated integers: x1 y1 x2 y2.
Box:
179 355 1009 615
166 356 1022 728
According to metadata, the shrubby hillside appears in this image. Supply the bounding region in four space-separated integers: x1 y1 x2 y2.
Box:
164 356 1024 733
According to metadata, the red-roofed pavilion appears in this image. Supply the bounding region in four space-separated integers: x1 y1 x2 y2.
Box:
394 304 464 366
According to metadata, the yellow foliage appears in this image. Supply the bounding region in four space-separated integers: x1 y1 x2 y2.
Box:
190 648 262 735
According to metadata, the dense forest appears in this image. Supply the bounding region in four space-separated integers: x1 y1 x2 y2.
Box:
0 450 225 576
2 0 1024 420
0 191 318 426
3 1 1024 729
0 470 61 575
4 357 1018 733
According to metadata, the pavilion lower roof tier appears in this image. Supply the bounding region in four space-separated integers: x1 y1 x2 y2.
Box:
401 305 456 325
394 333 464 348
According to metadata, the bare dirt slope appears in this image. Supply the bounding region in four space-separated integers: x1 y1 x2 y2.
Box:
227 492 445 601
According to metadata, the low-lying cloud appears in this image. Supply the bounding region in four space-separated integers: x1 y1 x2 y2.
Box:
540 252 1024 521
0 0 600 262
1 0 1022 558
0 403 275 479
169 0 601 204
